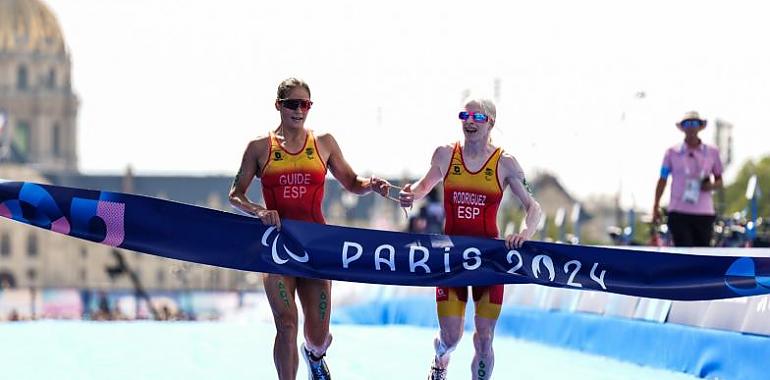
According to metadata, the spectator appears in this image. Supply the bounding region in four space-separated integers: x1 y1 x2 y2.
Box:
653 111 723 247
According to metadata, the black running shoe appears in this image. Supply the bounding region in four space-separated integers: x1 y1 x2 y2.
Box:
301 343 332 380
428 365 447 380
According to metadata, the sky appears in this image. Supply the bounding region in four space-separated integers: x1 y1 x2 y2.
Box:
44 0 770 210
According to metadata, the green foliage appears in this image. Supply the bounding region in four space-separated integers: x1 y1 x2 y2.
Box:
722 156 770 217
499 205 524 234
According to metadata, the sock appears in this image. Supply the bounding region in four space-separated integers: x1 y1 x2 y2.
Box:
306 334 332 361
435 337 450 359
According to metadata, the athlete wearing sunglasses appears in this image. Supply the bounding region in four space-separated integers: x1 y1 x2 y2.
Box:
653 111 723 247
381 97 542 380
459 111 489 123
458 111 490 123
279 98 313 111
229 77 389 380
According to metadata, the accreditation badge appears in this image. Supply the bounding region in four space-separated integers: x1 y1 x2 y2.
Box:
682 178 701 204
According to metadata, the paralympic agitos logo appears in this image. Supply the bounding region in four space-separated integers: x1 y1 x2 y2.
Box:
261 226 309 264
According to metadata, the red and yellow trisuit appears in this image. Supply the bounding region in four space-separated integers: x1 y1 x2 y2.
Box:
260 130 327 224
438 142 504 319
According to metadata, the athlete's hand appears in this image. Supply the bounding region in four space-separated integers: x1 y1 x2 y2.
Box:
399 183 414 208
370 176 391 197
255 208 281 230
505 233 527 249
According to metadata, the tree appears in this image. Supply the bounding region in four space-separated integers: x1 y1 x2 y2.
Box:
722 156 770 217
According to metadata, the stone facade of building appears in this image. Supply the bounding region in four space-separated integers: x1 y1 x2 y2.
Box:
0 1 256 292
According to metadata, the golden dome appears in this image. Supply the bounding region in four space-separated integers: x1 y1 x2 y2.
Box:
0 0 66 55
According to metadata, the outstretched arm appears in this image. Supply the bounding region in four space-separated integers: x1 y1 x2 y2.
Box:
322 133 378 195
399 146 452 208
500 153 542 248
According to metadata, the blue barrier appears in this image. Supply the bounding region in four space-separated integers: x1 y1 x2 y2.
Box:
334 295 770 380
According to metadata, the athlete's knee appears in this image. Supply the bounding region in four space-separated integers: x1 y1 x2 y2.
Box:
473 329 494 356
273 311 299 337
440 327 463 348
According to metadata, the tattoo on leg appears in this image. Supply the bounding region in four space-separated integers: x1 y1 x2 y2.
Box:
477 360 487 380
319 291 328 321
277 281 290 307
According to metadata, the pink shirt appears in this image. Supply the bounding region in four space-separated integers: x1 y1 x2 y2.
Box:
660 142 723 215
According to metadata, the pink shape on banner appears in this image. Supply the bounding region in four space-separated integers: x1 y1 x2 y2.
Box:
0 203 11 219
97 201 125 247
51 216 71 235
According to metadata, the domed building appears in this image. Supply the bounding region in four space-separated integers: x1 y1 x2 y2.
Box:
0 0 79 172
0 0 83 297
0 1 363 313
0 0 264 310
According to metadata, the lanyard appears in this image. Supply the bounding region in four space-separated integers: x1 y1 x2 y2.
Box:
681 145 706 178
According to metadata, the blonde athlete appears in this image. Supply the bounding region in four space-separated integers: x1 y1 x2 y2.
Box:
397 98 542 380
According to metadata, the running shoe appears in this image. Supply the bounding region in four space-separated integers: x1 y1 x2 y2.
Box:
301 343 332 380
427 365 447 380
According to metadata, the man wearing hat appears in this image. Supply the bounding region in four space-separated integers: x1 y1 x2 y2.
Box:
652 111 724 246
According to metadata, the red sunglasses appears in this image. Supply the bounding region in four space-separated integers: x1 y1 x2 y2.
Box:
279 99 313 111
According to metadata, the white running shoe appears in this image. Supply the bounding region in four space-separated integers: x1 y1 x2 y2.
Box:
301 343 332 380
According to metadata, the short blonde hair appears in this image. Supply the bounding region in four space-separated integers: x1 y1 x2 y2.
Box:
465 98 496 126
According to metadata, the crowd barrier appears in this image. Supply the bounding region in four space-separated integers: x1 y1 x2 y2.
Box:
331 247 770 380
3 270 769 379
0 288 268 321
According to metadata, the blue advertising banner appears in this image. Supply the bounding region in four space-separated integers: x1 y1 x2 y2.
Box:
1 180 769 300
